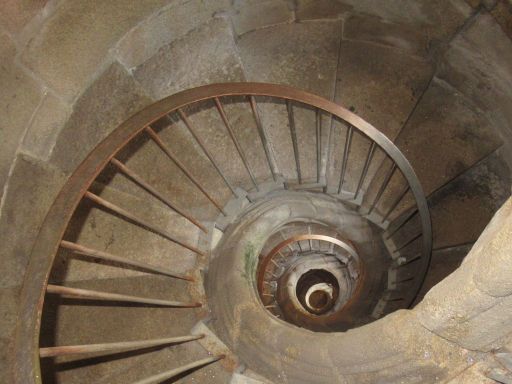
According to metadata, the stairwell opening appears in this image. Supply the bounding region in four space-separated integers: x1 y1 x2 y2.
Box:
297 270 339 315
5 3 512 379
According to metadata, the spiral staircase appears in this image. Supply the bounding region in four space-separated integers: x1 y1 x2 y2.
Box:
3 1 512 384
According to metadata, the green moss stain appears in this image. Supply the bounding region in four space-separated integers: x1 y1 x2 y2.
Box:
242 242 258 282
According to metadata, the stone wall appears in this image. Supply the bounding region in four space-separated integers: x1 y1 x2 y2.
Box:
1 0 512 382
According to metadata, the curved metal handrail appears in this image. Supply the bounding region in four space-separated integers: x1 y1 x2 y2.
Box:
12 82 432 383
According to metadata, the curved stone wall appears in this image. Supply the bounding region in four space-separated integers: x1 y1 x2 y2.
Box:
1 0 512 382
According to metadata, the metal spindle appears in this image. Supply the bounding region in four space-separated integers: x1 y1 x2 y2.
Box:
386 297 405 302
382 186 410 223
84 191 205 256
316 109 322 183
249 96 277 180
177 108 236 196
267 270 279 279
280 232 295 253
46 285 201 307
396 277 415 284
131 356 224 384
368 163 397 215
110 158 206 232
286 100 302 184
60 240 193 281
214 97 258 189
40 334 203 358
385 208 419 240
307 225 313 251
354 142 377 200
338 125 353 193
398 253 421 266
145 126 226 215
394 232 422 253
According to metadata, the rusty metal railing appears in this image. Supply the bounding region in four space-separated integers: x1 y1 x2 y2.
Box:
12 83 432 383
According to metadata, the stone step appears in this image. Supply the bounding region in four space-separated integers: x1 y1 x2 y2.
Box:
231 371 274 384
40 275 203 383
381 148 509 257
237 21 341 184
428 149 510 249
412 244 472 306
325 39 433 198
111 18 277 224
378 149 510 314
296 0 472 47
95 340 231 384
50 181 203 284
361 76 504 224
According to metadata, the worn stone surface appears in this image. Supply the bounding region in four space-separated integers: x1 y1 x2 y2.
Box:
0 31 43 202
39 275 209 383
97 121 229 223
470 198 512 297
445 361 496 383
360 14 512 222
95 341 232 384
238 22 341 181
50 62 151 174
437 13 512 164
491 0 512 41
417 257 492 326
366 77 503 221
295 0 352 20
20 0 173 100
231 372 271 383
336 41 432 140
238 22 340 98
0 286 21 384
3 1 512 382
20 93 71 161
0 154 67 288
432 294 512 351
231 0 293 36
134 17 245 100
116 0 230 69
205 193 462 382
0 0 49 35
376 138 508 255
413 245 472 305
396 78 502 196
297 0 472 43
327 40 432 194
465 0 484 8
50 183 200 283
131 17 264 220
343 14 430 56
347 0 472 29
176 100 272 189
429 151 510 249
417 198 512 351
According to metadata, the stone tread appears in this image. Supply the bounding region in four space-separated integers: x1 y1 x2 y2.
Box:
383 148 510 256
361 77 503 222
49 62 153 175
2 2 512 383
19 0 175 100
51 181 202 283
40 275 218 383
237 21 341 183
